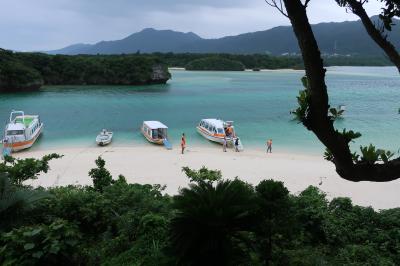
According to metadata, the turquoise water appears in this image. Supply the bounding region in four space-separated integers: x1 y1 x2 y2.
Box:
0 67 399 155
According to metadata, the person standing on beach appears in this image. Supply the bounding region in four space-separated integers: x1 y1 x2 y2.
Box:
181 133 186 154
266 139 272 153
235 138 240 152
222 137 227 152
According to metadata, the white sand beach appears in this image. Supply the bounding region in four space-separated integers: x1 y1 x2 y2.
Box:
11 145 400 210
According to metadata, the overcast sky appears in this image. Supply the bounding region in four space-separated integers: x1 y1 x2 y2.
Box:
0 0 383 51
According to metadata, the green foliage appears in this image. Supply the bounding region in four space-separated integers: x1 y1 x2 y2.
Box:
0 153 62 186
325 133 394 164
325 148 360 163
0 173 50 231
0 59 43 92
32 180 172 264
380 4 400 32
153 52 303 69
254 180 294 264
88 156 113 192
329 107 345 121
0 49 171 92
294 186 329 244
182 166 222 184
156 53 393 69
324 149 334 162
359 144 395 164
338 129 362 143
2 158 400 265
185 56 245 71
170 178 257 265
291 76 310 123
377 149 395 163
0 219 82 266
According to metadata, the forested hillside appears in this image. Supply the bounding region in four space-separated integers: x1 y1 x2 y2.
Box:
49 17 400 56
0 49 171 92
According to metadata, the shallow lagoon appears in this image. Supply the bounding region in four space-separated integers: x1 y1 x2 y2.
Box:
0 67 399 155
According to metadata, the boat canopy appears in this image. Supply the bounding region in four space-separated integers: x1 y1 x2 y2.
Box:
202 119 225 129
6 123 25 131
143 121 168 130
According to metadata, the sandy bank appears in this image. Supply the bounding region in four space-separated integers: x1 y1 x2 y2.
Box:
10 145 400 210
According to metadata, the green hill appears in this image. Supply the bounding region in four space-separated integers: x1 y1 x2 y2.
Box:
49 17 400 57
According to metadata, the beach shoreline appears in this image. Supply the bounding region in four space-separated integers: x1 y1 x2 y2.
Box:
7 144 400 210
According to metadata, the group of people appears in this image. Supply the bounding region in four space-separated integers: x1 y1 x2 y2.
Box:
180 133 272 154
222 137 241 152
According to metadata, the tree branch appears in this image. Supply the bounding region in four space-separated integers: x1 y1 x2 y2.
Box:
265 0 288 17
337 0 400 72
280 0 400 182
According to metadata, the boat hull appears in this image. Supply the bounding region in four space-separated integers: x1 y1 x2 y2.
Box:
96 139 112 146
96 132 113 146
4 124 43 152
196 126 235 145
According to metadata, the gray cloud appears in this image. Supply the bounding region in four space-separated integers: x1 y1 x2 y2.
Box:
0 0 384 51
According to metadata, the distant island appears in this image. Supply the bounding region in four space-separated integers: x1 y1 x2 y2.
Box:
1 49 394 92
161 53 391 70
0 49 171 92
185 57 245 71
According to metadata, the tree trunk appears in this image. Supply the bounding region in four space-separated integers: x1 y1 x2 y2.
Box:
281 0 400 182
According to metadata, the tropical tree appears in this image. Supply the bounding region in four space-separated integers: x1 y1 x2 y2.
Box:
0 154 61 186
170 169 257 265
266 0 400 182
254 180 293 265
0 173 49 231
88 156 113 193
0 219 82 265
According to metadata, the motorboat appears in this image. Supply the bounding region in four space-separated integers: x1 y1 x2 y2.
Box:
196 118 243 150
141 121 172 149
2 110 43 152
96 129 113 146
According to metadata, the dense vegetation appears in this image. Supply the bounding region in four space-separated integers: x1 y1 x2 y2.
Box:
154 53 392 70
0 49 171 92
0 47 393 92
1 155 399 265
185 57 245 71
0 50 44 91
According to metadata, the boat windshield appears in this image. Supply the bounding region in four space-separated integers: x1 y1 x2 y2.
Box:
7 130 24 136
217 128 224 134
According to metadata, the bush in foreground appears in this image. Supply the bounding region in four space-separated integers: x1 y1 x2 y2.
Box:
0 156 399 265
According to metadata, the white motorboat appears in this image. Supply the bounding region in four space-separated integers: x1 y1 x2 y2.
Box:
3 110 43 152
196 118 243 150
96 129 113 146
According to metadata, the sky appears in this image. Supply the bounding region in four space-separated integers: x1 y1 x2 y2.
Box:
0 0 384 51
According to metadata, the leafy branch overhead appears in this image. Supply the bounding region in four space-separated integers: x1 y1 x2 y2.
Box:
335 0 400 72
272 0 400 182
291 75 344 126
290 76 310 126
